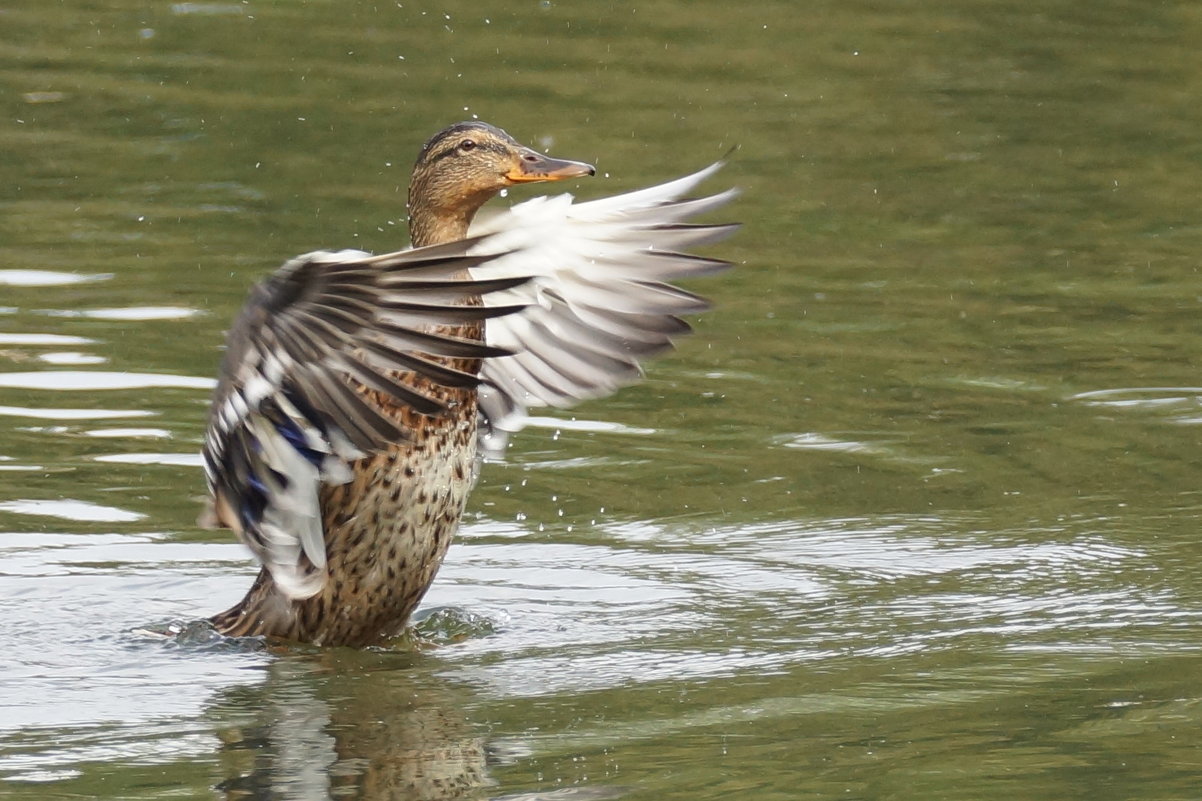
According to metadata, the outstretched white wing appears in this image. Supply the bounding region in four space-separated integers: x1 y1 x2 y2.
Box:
466 163 738 456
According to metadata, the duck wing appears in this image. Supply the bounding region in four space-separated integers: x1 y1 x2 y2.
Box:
465 162 739 457
201 242 526 599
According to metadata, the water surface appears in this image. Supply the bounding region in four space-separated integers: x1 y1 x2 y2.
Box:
3 1 1202 799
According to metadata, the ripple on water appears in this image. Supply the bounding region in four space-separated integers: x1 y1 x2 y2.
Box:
771 431 952 471
33 306 203 321
0 537 267 772
0 404 154 420
0 333 97 346
0 456 44 472
0 371 215 391
1 505 1196 789
37 352 107 365
774 431 881 454
523 415 658 437
93 453 204 467
83 427 172 438
429 511 1181 699
1069 386 1202 423
0 499 146 523
0 270 112 287
171 2 246 15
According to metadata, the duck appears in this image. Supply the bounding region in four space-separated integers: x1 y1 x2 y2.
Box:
202 121 737 646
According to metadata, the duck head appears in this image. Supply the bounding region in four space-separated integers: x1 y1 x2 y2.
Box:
406 120 595 247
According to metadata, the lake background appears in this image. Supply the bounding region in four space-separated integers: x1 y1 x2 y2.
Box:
3 1 1202 798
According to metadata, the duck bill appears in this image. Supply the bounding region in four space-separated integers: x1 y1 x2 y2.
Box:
506 150 596 183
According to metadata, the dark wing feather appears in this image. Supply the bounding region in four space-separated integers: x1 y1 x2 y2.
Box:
201 244 526 598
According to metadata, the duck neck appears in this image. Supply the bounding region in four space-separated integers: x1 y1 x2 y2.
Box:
407 206 473 248
407 180 494 248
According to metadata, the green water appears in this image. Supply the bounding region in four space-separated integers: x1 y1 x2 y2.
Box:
3 0 1202 798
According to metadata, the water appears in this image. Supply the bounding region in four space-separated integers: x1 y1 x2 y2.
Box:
4 0 1202 798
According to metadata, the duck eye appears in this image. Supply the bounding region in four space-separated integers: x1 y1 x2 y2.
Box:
459 139 476 152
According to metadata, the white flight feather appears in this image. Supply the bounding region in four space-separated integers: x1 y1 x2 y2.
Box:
466 163 731 455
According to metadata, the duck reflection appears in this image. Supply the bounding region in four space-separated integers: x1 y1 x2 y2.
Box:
208 648 491 800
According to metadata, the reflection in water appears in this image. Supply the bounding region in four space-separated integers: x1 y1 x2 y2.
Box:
210 654 492 801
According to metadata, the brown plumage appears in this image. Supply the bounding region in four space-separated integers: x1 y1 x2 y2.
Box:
203 121 736 646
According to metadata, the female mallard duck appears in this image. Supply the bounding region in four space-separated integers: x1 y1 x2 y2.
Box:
204 121 736 646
